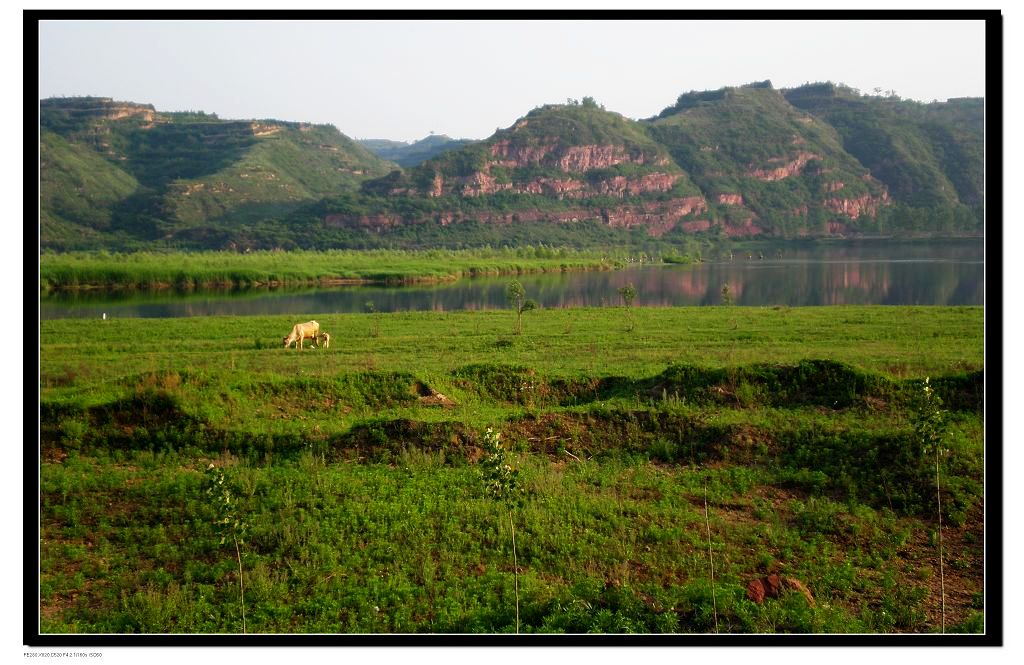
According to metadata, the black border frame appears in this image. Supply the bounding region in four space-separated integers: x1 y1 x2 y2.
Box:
25 7 1004 648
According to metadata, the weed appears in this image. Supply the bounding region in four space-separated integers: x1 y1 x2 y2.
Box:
950 611 985 634
879 578 928 630
479 427 524 633
59 418 90 449
734 381 762 408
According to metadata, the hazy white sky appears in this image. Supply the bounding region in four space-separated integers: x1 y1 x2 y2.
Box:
38 18 988 143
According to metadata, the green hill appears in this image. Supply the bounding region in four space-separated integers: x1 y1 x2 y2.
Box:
783 83 982 232
39 97 394 250
646 82 891 237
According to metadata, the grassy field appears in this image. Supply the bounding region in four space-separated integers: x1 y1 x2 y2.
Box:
39 248 619 290
38 305 986 635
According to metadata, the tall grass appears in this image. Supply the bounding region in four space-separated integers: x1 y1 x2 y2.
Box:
39 248 619 290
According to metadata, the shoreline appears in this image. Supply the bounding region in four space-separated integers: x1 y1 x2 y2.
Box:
38 236 983 293
40 262 618 293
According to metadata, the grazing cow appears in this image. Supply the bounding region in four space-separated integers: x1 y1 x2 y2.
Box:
283 320 320 350
318 332 331 349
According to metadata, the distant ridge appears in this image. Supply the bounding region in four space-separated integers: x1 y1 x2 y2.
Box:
359 135 477 167
39 83 984 251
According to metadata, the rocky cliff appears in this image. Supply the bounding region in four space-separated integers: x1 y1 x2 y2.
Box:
746 151 820 181
325 195 709 238
824 191 890 219
420 163 682 200
41 97 156 123
349 102 709 236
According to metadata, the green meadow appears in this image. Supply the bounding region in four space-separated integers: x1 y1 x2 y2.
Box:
38 305 985 634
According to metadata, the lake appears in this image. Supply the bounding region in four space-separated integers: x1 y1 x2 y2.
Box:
39 240 985 319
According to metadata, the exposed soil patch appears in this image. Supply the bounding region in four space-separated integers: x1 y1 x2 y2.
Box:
905 500 985 630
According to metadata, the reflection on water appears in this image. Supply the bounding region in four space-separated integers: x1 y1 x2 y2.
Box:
40 241 984 319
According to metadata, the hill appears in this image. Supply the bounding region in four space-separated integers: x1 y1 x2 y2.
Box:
782 82 983 232
37 87 985 251
359 134 476 167
315 88 983 244
39 97 394 250
319 99 709 240
646 81 891 237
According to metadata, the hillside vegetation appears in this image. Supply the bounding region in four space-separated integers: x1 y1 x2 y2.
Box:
39 97 394 250
783 83 983 231
38 84 984 252
648 84 887 236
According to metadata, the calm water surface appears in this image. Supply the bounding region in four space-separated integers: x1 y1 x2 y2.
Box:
40 241 985 319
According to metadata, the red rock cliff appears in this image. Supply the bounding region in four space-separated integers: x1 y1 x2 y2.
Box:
598 173 679 197
445 171 679 200
747 151 819 181
323 195 708 237
824 191 890 219
602 196 707 236
489 139 560 168
488 140 661 173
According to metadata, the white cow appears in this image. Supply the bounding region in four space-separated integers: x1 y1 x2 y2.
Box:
283 320 320 350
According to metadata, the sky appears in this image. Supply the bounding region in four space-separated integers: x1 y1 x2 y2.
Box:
36 18 988 143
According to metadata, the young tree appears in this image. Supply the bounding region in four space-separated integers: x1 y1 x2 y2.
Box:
506 280 537 335
618 282 637 331
204 463 249 633
365 300 381 338
914 377 950 632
